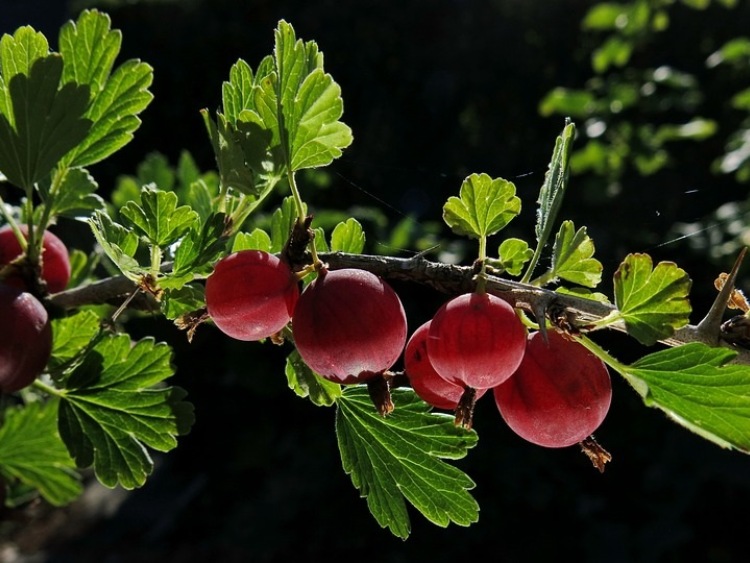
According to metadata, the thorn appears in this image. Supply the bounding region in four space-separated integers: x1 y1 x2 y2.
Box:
697 246 748 343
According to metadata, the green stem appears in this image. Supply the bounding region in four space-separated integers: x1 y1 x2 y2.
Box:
475 234 488 293
521 237 546 285
287 170 320 265
572 333 628 374
0 194 26 251
33 379 65 399
150 244 163 278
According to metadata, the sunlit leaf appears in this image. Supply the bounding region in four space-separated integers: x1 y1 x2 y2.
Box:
57 335 194 489
336 386 479 539
285 349 341 407
551 220 602 287
612 253 692 345
616 343 750 453
0 401 82 506
442 173 520 239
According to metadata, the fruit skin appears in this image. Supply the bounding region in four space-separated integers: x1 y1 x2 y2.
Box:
404 320 486 410
292 268 407 384
205 250 300 341
493 330 612 448
427 292 526 390
0 284 53 393
0 225 71 294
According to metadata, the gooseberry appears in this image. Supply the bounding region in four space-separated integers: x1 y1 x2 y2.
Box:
427 291 526 390
292 268 407 384
0 225 71 294
404 320 487 410
205 250 300 341
0 284 53 393
493 330 612 448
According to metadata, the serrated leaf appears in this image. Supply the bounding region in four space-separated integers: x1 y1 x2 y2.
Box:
550 220 602 287
0 401 82 507
285 349 341 406
201 109 259 195
0 26 50 82
57 335 194 489
272 20 353 170
232 228 272 252
0 55 91 191
617 343 750 453
613 253 692 345
270 195 303 252
89 210 142 277
443 173 521 240
330 218 365 253
161 284 205 320
50 309 101 367
120 187 199 247
496 237 533 276
336 386 479 539
43 167 104 219
59 9 120 98
65 58 154 168
535 122 576 243
170 212 228 284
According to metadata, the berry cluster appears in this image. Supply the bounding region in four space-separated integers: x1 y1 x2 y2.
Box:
204 249 612 448
0 225 70 394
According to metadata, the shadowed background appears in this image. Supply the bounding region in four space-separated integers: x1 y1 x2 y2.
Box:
2 0 750 561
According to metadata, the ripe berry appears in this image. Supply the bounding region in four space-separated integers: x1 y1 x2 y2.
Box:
0 284 53 393
0 225 71 294
404 321 486 410
493 330 612 448
427 292 526 390
292 268 407 384
205 250 300 341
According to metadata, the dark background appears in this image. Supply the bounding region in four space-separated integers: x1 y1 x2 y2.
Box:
3 0 750 561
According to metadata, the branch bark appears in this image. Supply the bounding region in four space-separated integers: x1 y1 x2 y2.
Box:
48 251 750 363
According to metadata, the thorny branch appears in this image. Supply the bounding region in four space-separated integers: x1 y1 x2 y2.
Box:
48 250 750 364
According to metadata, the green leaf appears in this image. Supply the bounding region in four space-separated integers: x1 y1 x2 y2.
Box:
550 220 602 287
59 9 120 99
612 253 692 345
201 109 259 195
42 167 104 219
592 36 634 73
285 349 341 406
57 335 194 489
330 218 365 253
272 20 353 170
0 26 50 82
65 58 154 168
171 212 228 281
161 284 205 320
535 122 576 244
617 343 750 453
538 87 596 118
50 309 101 368
495 237 533 276
0 401 82 507
0 55 91 191
270 195 303 252
120 187 199 247
336 386 479 539
88 210 142 278
232 228 272 253
442 172 521 239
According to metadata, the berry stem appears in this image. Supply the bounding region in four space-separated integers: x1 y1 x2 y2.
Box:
287 170 321 267
475 234 488 294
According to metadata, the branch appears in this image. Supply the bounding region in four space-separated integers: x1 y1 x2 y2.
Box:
48 251 750 363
